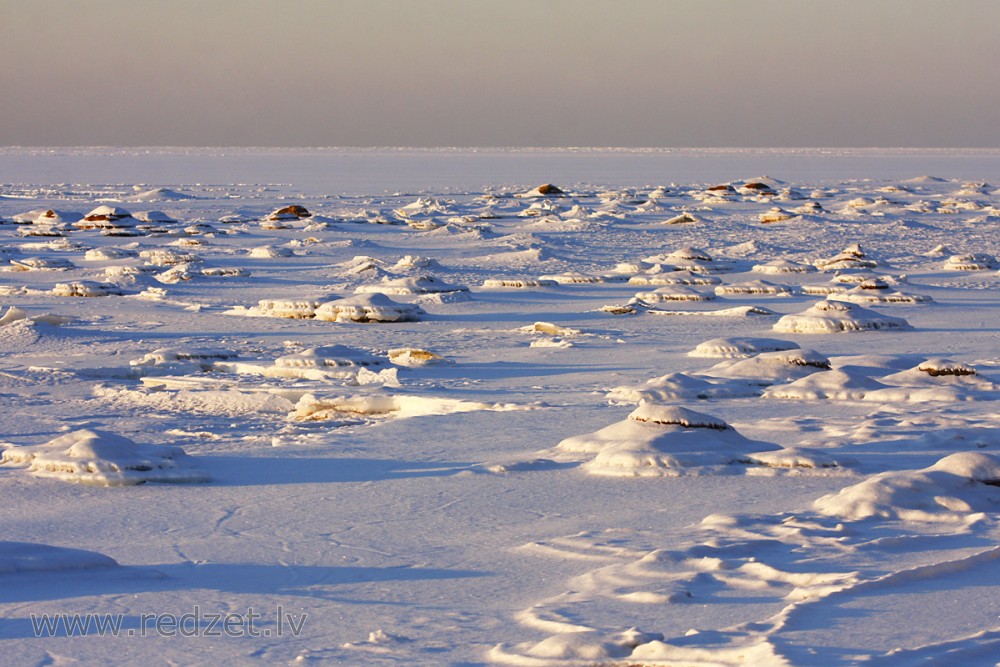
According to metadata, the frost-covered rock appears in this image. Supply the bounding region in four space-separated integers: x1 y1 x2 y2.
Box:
1 429 209 486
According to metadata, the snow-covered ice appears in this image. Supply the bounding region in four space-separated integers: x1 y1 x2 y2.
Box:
2 147 1000 665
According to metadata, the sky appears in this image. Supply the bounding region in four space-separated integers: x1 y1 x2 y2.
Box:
2 0 999 147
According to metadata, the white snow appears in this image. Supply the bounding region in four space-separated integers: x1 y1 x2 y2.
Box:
2 147 1000 665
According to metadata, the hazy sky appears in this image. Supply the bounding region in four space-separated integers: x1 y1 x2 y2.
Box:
3 0 998 147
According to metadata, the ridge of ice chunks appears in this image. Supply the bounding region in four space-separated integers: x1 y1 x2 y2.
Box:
481 278 558 289
627 269 723 286
773 300 911 333
130 347 240 371
632 285 716 302
714 280 793 297
552 404 780 476
50 280 124 297
316 293 425 322
827 285 932 305
943 253 996 271
7 256 76 271
354 274 468 295
229 293 424 323
0 428 209 486
814 452 1000 521
538 271 607 285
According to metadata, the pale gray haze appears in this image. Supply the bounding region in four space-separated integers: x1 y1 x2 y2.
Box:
2 0 998 147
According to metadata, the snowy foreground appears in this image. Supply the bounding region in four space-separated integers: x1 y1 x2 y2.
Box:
1 148 1000 666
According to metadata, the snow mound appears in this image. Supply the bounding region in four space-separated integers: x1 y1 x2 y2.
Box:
314 293 424 323
747 447 852 470
814 452 1000 521
687 336 799 358
773 300 911 333
607 372 758 403
126 187 194 202
763 369 888 400
482 278 557 289
0 542 120 575
555 405 776 476
1 429 209 486
752 259 817 274
705 348 831 385
355 275 468 295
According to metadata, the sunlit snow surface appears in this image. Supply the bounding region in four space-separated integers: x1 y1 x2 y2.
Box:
2 147 1000 665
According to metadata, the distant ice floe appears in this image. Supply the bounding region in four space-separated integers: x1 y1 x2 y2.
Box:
773 300 911 333
814 452 1000 521
1 429 209 486
553 404 778 476
606 372 758 403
